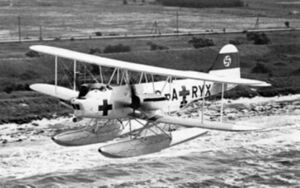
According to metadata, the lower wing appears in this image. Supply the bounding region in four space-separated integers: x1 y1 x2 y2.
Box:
154 115 261 131
132 112 262 132
30 83 78 101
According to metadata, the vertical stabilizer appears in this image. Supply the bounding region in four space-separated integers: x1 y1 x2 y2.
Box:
209 44 240 78
209 44 240 93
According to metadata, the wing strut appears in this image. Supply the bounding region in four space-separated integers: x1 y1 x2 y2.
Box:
139 72 144 84
151 74 155 93
129 119 132 139
108 68 117 85
220 83 225 123
168 76 172 114
160 76 170 93
201 81 206 124
117 68 120 85
125 70 130 84
55 56 58 94
144 73 148 83
99 66 104 83
73 60 76 91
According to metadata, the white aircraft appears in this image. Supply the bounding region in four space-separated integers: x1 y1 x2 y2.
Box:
29 44 270 158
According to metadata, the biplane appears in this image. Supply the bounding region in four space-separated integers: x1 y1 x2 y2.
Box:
29 44 270 158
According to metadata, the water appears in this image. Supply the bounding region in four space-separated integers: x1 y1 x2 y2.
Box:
1 97 300 187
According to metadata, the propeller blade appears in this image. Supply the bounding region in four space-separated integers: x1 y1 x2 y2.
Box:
115 84 140 109
128 83 140 110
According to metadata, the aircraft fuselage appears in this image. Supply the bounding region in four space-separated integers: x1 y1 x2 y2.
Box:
72 79 234 119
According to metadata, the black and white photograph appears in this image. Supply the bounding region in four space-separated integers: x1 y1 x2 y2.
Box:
0 0 299 187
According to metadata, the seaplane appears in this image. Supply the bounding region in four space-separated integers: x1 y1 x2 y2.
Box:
29 44 270 158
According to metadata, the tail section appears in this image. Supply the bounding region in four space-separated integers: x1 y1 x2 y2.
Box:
209 44 240 93
209 44 240 79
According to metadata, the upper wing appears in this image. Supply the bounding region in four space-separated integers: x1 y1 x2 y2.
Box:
30 45 270 86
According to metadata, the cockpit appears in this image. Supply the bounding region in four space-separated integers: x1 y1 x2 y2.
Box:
78 83 112 99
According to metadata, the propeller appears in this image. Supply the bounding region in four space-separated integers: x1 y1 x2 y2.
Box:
115 82 141 111
128 83 141 110
116 82 166 112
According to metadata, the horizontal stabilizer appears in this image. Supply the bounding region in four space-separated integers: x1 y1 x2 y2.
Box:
30 83 78 101
234 78 271 87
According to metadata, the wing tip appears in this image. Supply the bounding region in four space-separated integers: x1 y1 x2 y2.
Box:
29 45 42 51
29 83 43 90
250 81 272 87
30 45 53 53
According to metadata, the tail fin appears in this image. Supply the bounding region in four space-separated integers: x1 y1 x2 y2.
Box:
209 44 240 79
209 44 240 94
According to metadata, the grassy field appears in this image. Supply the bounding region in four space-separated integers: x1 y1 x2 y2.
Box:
0 32 297 94
0 30 299 91
0 0 299 40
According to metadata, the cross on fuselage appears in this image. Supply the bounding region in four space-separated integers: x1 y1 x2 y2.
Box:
98 99 112 116
179 86 190 108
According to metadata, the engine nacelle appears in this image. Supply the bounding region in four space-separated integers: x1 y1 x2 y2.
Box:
52 120 122 146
